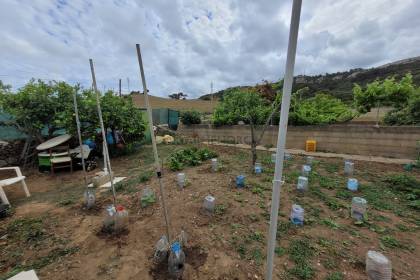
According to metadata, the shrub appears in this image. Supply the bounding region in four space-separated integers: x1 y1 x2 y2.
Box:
168 147 217 171
180 110 201 125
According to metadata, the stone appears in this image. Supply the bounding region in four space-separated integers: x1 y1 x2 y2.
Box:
0 160 7 167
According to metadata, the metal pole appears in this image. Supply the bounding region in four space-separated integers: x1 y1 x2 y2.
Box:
73 90 88 187
135 44 171 241
265 1 302 279
89 58 117 205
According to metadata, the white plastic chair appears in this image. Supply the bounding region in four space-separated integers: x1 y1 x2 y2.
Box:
0 166 31 205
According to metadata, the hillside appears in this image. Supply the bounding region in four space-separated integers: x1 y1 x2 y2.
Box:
199 56 420 102
131 93 218 113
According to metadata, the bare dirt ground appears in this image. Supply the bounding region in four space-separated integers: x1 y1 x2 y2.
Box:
0 144 419 280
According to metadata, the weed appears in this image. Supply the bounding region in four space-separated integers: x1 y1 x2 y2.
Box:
214 204 227 215
247 231 264 243
318 175 336 189
250 248 264 265
325 272 344 280
324 163 339 173
287 238 315 279
251 185 264 197
275 247 286 257
335 189 352 200
380 235 404 249
321 219 340 229
57 198 75 206
167 147 217 171
7 218 46 244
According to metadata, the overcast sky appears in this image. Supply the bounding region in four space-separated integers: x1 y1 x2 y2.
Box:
1 0 419 98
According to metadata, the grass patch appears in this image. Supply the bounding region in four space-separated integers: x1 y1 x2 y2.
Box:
6 217 46 244
287 238 315 279
325 272 344 280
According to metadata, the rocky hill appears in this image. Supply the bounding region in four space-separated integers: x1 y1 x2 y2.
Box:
200 56 420 102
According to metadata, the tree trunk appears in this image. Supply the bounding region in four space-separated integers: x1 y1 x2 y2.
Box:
250 124 257 167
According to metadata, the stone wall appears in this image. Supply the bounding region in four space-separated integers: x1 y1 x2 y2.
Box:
0 140 24 167
178 124 420 159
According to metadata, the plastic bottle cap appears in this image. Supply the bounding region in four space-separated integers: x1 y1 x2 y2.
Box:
116 205 125 212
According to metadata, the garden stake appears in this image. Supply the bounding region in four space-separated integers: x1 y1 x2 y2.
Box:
265 1 302 279
135 44 172 242
89 58 117 205
72 90 88 188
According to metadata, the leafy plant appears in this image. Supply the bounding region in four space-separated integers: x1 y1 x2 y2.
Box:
353 73 420 125
167 147 217 171
180 110 201 125
289 93 355 125
0 80 145 144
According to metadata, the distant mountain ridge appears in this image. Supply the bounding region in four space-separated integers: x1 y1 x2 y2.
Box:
199 56 420 102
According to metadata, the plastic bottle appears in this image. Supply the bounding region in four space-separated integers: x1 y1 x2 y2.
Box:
211 158 218 172
236 175 246 188
84 186 96 209
301 165 311 177
103 205 116 230
154 235 169 263
254 162 263 174
168 242 186 279
347 178 359 191
141 187 156 208
306 156 314 165
284 153 293 160
271 153 276 163
178 230 188 248
290 204 304 225
114 205 129 232
366 251 392 280
351 197 367 221
344 160 354 176
203 195 215 213
297 176 308 192
177 173 186 189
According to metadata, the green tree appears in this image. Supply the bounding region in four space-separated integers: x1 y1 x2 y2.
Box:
0 79 145 145
289 93 355 125
213 88 273 165
353 73 420 125
180 110 201 125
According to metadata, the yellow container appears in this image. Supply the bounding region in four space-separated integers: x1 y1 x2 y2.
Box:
305 140 316 152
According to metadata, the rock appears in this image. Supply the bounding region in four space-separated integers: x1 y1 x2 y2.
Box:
0 160 7 167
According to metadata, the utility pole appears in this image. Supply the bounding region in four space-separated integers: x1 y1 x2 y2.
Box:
119 78 122 97
127 77 130 94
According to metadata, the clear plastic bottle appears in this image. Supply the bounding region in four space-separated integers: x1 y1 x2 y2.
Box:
284 153 293 161
306 156 314 165
302 165 311 177
366 251 392 280
344 160 354 176
271 153 276 163
254 162 263 174
84 187 96 209
114 205 129 232
347 178 359 191
103 205 116 230
203 195 215 213
211 158 218 172
351 197 367 221
290 204 304 225
168 242 185 279
154 235 169 263
297 176 308 192
141 187 156 208
177 173 186 189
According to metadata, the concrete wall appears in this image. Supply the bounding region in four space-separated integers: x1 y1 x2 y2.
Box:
178 124 420 159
